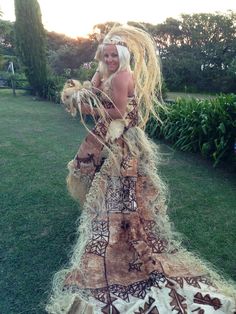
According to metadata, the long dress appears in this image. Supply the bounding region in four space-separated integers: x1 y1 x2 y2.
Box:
46 92 236 314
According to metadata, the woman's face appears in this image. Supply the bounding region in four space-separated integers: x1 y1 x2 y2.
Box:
103 44 119 74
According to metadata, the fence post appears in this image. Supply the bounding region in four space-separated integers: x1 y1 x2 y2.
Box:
11 77 16 96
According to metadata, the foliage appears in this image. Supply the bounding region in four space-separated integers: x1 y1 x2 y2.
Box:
0 54 4 69
153 12 236 93
46 31 75 52
160 79 168 100
91 16 236 94
14 0 48 97
40 61 98 104
92 21 120 37
0 19 15 56
1 13 236 94
46 35 98 76
75 61 98 81
146 94 236 167
0 70 29 89
0 54 23 73
43 75 65 103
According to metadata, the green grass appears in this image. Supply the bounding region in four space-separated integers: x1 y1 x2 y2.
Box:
0 89 235 313
167 91 216 100
156 143 236 278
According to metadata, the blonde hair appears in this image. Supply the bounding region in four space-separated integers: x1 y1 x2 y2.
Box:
96 35 131 75
95 24 164 128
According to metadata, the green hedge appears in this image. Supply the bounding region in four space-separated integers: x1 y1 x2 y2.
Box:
146 94 236 167
42 61 98 103
43 75 65 103
0 71 30 89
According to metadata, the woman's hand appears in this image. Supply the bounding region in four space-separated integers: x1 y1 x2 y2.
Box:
80 102 93 115
80 102 100 118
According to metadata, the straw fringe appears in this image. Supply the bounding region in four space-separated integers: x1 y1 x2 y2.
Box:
46 127 236 313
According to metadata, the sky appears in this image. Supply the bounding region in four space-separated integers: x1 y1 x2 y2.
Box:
1 0 236 38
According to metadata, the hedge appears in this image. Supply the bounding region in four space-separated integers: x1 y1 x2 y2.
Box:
146 94 236 167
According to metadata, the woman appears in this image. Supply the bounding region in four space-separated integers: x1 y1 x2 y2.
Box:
46 25 235 314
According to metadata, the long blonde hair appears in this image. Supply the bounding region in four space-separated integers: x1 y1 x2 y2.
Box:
95 24 163 128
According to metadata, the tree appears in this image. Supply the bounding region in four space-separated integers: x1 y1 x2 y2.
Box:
46 33 97 76
153 12 236 93
46 31 73 52
92 21 120 37
0 20 15 56
14 0 48 96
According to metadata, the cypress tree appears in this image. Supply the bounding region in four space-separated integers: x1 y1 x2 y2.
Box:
14 0 47 97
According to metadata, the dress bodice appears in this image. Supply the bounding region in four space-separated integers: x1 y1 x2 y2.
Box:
93 77 138 130
91 94 139 144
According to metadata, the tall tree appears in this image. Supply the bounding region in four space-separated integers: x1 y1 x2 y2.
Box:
14 0 47 96
47 39 97 75
153 12 236 93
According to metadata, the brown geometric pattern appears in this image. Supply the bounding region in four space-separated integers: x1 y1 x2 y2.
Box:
109 271 166 301
185 277 202 289
169 289 187 314
191 307 205 313
193 292 222 310
106 176 137 212
92 119 109 138
101 303 120 314
68 271 166 303
85 220 109 256
126 99 139 129
170 276 209 289
142 219 167 253
134 296 159 314
121 154 133 170
91 287 110 304
128 258 143 272
166 279 188 313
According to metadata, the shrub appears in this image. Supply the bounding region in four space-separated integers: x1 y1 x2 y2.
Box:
43 75 65 103
75 61 98 81
0 71 30 89
146 94 236 167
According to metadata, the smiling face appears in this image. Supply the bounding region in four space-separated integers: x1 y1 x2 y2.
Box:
103 44 120 74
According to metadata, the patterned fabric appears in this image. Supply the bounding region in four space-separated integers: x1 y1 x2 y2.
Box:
59 95 235 314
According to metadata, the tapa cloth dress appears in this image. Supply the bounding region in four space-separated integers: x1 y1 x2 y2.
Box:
46 92 236 314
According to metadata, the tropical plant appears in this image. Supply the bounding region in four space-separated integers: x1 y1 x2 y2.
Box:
146 95 236 167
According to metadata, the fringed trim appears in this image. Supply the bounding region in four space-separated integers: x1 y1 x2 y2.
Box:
46 126 236 313
67 296 94 314
66 160 93 205
46 292 94 314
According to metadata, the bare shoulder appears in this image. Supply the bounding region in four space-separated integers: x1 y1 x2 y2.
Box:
112 70 133 88
114 70 133 81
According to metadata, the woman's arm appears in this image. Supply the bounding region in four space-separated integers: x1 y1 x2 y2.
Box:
79 71 132 119
106 71 130 119
91 70 101 88
95 71 132 119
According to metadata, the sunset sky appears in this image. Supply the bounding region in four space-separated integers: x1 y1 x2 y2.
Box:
1 0 236 38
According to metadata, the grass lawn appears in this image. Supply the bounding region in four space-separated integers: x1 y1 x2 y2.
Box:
167 91 216 100
0 89 235 314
